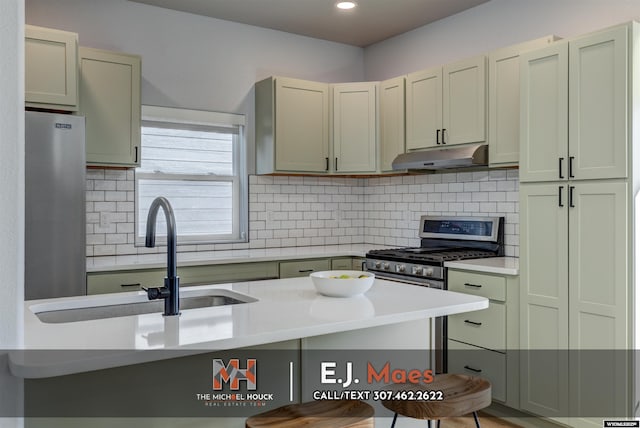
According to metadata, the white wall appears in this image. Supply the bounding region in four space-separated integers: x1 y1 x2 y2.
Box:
364 0 640 80
25 0 365 174
0 0 25 425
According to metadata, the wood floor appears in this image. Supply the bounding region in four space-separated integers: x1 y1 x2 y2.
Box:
409 412 523 427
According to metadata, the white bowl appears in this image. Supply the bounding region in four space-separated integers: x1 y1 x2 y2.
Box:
309 270 375 297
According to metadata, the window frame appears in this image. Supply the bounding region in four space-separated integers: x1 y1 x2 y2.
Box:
135 105 248 246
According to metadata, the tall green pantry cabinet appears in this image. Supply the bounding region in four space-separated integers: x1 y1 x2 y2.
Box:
519 23 637 427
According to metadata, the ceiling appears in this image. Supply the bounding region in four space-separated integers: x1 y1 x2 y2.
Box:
129 0 491 47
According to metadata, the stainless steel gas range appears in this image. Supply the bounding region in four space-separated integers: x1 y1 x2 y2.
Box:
365 215 505 373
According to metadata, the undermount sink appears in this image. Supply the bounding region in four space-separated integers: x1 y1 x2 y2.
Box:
32 289 257 324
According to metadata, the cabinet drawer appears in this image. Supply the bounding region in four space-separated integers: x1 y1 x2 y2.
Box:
448 270 506 301
331 257 353 270
179 262 278 285
87 269 164 295
279 259 330 278
448 302 506 351
448 339 506 402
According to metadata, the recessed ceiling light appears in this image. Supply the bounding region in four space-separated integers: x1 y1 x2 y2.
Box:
336 1 357 10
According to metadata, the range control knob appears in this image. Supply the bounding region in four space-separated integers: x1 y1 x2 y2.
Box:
383 262 390 270
374 261 381 269
412 266 423 275
424 268 434 277
395 264 406 273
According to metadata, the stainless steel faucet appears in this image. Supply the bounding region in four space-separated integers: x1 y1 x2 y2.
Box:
144 196 180 316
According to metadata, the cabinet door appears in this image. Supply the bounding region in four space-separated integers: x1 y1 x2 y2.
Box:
519 182 569 418
332 82 377 173
25 25 78 110
489 37 554 167
442 55 486 146
569 26 628 180
379 77 405 172
80 48 141 167
568 181 629 424
406 67 441 150
275 77 329 172
330 257 353 270
519 43 569 182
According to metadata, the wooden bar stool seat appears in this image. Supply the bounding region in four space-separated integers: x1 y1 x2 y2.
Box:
382 374 491 428
245 399 374 428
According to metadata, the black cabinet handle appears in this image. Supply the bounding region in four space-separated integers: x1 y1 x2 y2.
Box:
464 320 482 326
298 269 314 273
134 146 139 163
464 283 482 288
121 282 141 288
325 157 329 171
569 186 575 208
569 156 575 178
558 186 564 207
436 129 441 145
442 128 447 144
464 365 483 373
335 157 338 171
559 157 564 179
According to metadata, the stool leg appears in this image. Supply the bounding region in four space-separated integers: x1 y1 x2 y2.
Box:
390 412 398 428
473 411 481 428
427 420 432 428
437 420 441 428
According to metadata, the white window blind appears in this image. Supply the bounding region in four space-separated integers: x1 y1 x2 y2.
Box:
136 106 247 245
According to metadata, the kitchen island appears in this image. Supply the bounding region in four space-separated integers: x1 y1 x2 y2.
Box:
14 276 487 428
15 276 487 377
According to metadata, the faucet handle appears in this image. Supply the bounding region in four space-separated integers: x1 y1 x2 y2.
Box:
143 286 170 300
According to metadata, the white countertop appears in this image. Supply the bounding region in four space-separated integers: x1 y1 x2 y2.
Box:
444 257 519 275
14 276 487 378
87 244 382 272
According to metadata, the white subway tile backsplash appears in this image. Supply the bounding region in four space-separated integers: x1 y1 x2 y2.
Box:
86 169 519 258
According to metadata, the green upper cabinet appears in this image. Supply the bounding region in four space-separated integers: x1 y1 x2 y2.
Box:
79 47 141 167
488 36 556 167
256 76 330 174
406 55 486 151
379 76 406 172
520 25 628 182
25 25 79 111
332 82 377 173
519 42 568 182
406 66 441 150
568 25 628 181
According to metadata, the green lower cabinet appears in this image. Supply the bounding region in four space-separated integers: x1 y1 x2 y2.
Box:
446 268 519 409
87 261 278 295
87 256 364 294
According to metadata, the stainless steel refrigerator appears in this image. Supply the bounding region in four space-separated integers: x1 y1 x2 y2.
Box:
25 111 86 300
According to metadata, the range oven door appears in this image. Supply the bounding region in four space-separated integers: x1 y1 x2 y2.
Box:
366 269 447 374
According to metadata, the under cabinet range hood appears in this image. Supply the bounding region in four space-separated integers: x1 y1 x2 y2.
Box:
392 144 488 171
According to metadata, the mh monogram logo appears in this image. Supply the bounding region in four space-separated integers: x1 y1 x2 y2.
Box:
212 358 257 391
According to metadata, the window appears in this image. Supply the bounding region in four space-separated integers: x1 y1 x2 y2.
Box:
136 106 247 245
